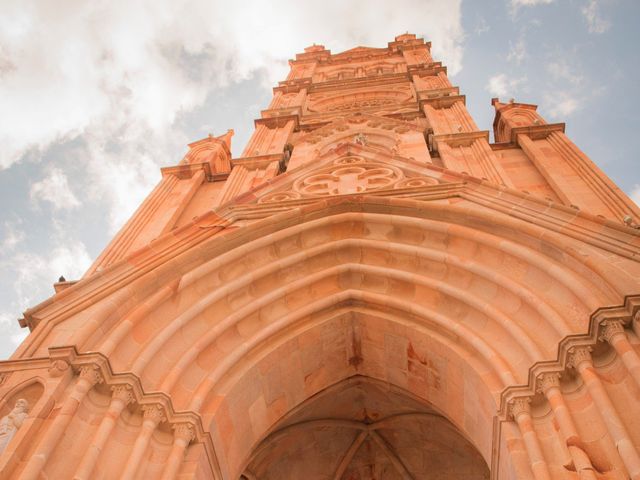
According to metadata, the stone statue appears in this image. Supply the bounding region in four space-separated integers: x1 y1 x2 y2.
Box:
0 399 29 454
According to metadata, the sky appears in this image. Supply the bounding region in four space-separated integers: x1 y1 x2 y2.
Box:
0 0 638 359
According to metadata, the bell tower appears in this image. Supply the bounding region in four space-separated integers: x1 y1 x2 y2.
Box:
1 34 640 480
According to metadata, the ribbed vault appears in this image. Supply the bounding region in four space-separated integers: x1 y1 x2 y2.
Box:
241 376 489 479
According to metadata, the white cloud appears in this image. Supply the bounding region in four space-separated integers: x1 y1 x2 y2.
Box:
475 16 490 35
486 73 526 98
30 168 80 210
1 222 25 250
0 235 92 358
630 185 640 207
510 0 554 12
546 61 583 85
507 38 526 65
582 0 611 34
543 91 579 118
0 0 465 235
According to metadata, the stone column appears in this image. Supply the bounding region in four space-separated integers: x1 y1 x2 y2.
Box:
600 320 640 390
73 384 135 480
120 404 165 480
510 397 551 480
569 346 640 479
159 422 195 480
19 364 103 480
538 373 597 480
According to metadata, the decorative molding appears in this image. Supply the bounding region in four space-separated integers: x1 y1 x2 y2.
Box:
497 295 640 421
536 372 560 394
142 403 166 425
3 346 223 479
599 319 625 344
566 346 593 369
111 384 136 405
508 397 531 421
78 363 104 386
173 422 196 443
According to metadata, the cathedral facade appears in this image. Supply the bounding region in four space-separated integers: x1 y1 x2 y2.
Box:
1 33 640 479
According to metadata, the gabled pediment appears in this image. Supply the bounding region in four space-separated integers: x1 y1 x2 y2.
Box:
246 143 455 205
332 46 388 58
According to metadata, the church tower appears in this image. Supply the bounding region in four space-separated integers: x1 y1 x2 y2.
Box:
1 33 640 479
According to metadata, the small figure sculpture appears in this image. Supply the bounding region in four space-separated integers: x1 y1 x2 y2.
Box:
354 133 368 146
0 399 29 454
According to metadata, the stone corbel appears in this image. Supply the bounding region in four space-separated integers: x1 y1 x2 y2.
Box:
419 94 466 110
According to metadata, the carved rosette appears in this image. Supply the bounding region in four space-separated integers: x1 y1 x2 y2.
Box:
567 346 592 369
508 397 531 421
536 373 561 394
111 384 136 405
294 158 402 196
142 404 166 425
48 359 70 378
173 422 196 444
78 364 104 386
599 320 625 344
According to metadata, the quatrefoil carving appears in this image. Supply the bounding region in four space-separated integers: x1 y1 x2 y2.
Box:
294 158 402 196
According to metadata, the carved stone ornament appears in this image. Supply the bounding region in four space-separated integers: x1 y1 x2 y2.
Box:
508 397 531 421
48 359 70 378
536 372 561 394
258 191 302 204
599 319 625 344
294 158 402 196
0 398 29 454
111 384 136 405
353 132 368 146
173 422 196 443
393 177 439 189
142 404 166 425
78 364 104 386
567 346 592 369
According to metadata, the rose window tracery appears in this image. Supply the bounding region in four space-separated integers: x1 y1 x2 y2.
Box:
294 157 402 196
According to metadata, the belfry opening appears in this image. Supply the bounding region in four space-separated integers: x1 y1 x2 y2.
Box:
1 33 640 480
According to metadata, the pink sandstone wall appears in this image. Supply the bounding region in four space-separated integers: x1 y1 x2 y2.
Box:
0 33 639 480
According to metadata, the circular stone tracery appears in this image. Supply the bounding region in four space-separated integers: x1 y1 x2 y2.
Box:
294 157 403 196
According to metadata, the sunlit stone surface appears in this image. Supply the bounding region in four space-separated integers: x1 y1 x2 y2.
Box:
1 34 639 479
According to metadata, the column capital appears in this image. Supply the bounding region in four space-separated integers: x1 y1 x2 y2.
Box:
142 403 166 425
509 397 531 421
599 319 625 344
536 372 561 394
567 346 592 369
78 364 104 386
173 422 196 443
111 384 136 405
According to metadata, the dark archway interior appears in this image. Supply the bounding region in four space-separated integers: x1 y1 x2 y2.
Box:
242 376 489 480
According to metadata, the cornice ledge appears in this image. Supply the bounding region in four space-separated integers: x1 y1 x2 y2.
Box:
419 93 466 110
161 162 212 180
254 113 299 130
432 131 489 149
416 87 460 101
497 295 640 420
512 123 565 143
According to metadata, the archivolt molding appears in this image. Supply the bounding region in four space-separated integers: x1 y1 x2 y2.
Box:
18 189 640 360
